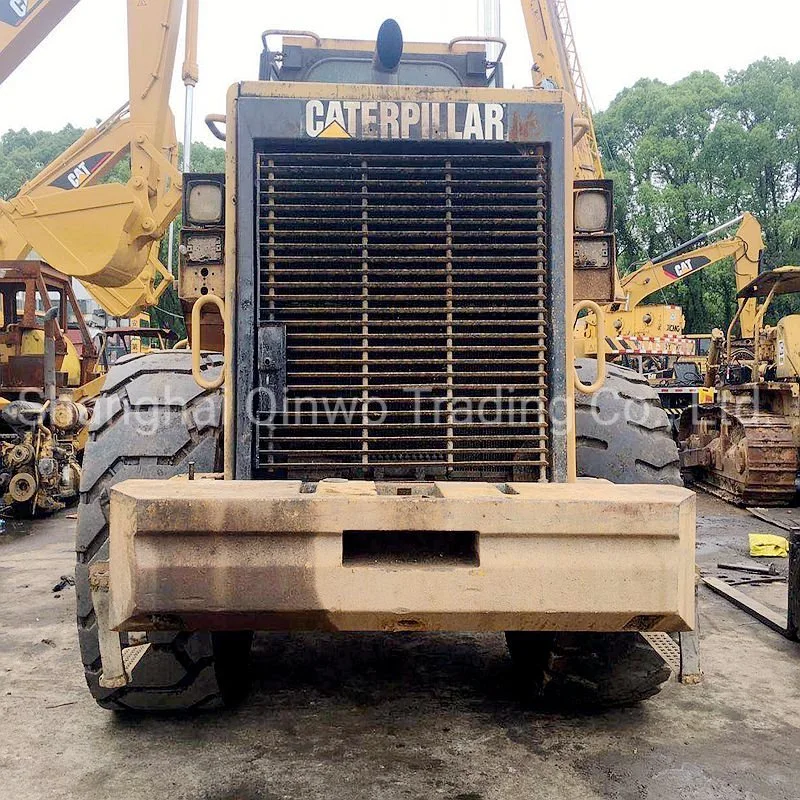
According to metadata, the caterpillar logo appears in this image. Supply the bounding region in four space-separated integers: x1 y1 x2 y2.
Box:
661 255 711 280
50 152 114 190
1 0 29 25
305 100 506 142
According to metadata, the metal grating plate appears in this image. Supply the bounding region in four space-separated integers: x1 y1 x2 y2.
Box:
643 632 680 674
255 142 550 482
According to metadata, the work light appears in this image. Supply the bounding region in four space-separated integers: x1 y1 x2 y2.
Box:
187 182 223 225
574 188 612 233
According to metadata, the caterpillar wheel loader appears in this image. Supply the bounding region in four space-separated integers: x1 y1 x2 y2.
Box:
679 266 800 506
73 0 695 713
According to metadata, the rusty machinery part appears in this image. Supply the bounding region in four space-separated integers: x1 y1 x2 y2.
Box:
678 406 798 507
38 456 58 481
1 400 45 430
60 459 81 498
8 471 37 504
6 442 35 469
0 263 98 516
52 400 90 434
0 411 82 515
0 262 101 395
76 352 253 711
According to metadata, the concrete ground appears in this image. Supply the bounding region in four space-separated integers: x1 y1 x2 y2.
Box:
0 494 798 800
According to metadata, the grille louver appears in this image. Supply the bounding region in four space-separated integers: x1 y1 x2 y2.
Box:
255 142 551 482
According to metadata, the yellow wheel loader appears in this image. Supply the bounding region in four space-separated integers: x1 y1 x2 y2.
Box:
72 2 696 713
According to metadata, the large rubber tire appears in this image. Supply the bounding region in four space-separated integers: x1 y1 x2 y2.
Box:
574 359 682 485
506 360 678 708
75 352 252 712
505 632 672 709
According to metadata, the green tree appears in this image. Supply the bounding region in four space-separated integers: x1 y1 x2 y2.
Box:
597 58 800 333
188 141 226 173
0 124 84 198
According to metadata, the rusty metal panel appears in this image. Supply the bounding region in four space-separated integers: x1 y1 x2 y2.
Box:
573 265 614 304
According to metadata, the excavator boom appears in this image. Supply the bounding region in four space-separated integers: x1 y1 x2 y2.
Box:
0 0 80 85
617 212 764 338
0 0 190 318
575 212 765 359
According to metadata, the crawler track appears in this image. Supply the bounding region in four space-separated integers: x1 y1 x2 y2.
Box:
682 407 797 506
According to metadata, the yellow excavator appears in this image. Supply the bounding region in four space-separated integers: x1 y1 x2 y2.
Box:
0 0 187 318
574 212 766 430
575 212 765 360
0 0 196 512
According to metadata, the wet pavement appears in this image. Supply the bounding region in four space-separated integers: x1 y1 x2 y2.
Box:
0 496 798 800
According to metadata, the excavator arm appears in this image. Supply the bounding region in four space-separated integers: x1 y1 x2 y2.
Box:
0 0 189 318
616 212 764 338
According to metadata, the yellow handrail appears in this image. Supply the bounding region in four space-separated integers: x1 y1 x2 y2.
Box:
191 294 226 390
574 300 606 394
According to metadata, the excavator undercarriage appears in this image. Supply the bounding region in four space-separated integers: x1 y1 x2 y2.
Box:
680 400 798 506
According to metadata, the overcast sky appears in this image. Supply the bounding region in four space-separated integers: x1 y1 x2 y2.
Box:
1 0 798 148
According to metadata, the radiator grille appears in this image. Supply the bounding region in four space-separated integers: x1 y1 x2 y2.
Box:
255 142 550 482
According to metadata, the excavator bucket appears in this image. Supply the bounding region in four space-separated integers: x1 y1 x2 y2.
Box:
1 176 178 318
2 184 147 286
80 244 174 319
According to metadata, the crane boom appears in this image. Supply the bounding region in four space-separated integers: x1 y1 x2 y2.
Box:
0 0 80 85
0 0 189 318
520 0 603 179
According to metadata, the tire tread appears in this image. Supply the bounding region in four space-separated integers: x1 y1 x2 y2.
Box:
75 353 247 712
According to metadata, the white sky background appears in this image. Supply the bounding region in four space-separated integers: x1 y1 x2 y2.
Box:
0 0 799 148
